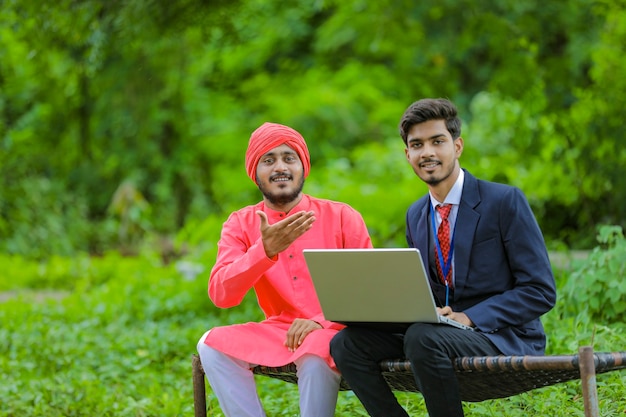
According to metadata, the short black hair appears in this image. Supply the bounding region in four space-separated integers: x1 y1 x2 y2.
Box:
398 98 462 144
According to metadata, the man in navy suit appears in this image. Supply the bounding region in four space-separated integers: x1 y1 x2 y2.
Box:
330 98 557 417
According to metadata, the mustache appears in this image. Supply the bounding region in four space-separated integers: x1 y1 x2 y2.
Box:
270 173 293 181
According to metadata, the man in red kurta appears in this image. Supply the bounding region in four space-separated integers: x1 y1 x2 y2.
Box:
197 122 372 417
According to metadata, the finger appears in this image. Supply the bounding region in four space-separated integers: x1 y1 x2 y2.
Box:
287 320 309 351
286 211 314 226
297 329 309 346
256 210 269 228
284 331 295 351
296 321 319 346
288 213 316 234
438 306 452 316
285 325 301 351
297 214 316 230
284 217 308 232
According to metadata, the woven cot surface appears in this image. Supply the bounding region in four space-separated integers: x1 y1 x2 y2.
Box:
251 351 626 402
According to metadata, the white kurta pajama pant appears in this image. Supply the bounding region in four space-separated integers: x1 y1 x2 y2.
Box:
197 331 341 417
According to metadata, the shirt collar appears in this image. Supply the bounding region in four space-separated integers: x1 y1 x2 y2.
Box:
429 168 464 207
263 194 311 219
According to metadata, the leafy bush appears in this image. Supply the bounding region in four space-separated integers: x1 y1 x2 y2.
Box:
0 177 115 258
0 252 262 416
560 225 626 324
1 240 626 416
2 0 626 258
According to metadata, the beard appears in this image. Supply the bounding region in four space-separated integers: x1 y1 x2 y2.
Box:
423 174 446 186
418 160 456 187
258 175 305 206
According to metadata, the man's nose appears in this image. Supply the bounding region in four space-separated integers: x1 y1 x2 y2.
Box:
421 143 436 157
274 160 289 172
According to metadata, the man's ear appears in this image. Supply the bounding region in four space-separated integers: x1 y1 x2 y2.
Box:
454 137 464 157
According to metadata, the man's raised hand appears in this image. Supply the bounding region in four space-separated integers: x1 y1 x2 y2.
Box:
256 210 316 258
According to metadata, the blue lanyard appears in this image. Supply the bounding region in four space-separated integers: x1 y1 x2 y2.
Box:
430 202 456 306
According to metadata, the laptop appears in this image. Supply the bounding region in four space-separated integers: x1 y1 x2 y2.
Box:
303 248 473 331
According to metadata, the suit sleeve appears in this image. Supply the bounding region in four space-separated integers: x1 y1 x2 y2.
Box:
464 187 557 331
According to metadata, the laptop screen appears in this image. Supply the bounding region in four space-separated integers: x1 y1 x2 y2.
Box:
303 248 441 325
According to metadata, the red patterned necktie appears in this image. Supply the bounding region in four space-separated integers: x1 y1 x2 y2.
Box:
436 204 453 287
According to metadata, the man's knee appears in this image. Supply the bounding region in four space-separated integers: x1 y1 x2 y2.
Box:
197 341 220 371
296 354 340 382
331 328 364 365
196 330 211 353
403 323 439 357
295 353 327 371
329 329 347 360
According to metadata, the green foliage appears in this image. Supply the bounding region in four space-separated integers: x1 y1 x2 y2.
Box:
2 242 626 416
561 225 626 324
0 176 111 258
308 138 426 247
0 251 260 416
108 181 153 255
2 0 626 256
2 0 626 414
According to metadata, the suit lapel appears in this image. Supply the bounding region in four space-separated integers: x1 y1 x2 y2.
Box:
452 171 481 299
415 200 431 272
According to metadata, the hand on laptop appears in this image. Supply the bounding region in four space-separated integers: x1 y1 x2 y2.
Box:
284 318 323 352
257 210 316 258
437 306 475 328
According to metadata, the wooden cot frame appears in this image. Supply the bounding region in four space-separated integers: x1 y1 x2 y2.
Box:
192 346 626 417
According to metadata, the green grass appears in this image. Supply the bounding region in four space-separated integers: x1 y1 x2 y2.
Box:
1 251 625 416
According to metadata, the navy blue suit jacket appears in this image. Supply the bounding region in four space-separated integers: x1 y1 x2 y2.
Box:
405 170 557 356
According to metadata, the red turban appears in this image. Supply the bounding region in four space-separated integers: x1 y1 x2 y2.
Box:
245 122 311 185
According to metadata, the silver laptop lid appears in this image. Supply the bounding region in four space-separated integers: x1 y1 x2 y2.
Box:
304 248 441 324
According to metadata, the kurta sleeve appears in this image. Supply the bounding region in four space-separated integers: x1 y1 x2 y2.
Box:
208 212 276 308
340 205 373 249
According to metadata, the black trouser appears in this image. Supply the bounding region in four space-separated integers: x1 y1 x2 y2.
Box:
330 323 501 417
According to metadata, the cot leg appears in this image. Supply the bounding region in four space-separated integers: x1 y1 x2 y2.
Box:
192 354 208 417
579 345 599 417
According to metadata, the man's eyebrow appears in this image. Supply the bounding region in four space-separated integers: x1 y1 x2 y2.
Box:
262 149 297 157
408 133 447 142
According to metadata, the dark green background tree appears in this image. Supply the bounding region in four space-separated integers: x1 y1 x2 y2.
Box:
2 0 625 258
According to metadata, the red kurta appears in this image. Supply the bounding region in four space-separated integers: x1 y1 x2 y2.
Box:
204 194 372 369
